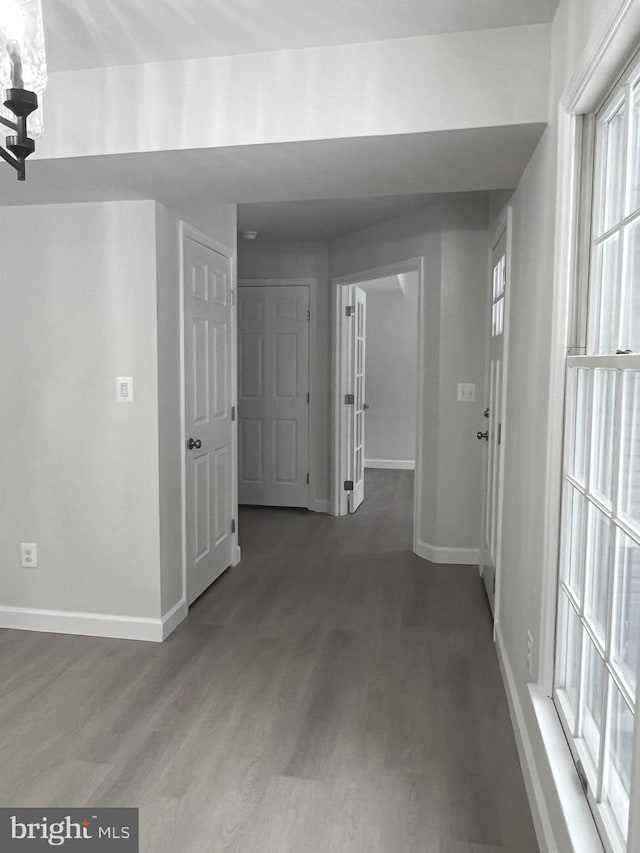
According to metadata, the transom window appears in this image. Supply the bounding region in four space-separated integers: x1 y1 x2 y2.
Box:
555 50 640 853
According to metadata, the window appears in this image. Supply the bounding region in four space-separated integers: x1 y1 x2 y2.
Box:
555 51 640 853
492 252 505 337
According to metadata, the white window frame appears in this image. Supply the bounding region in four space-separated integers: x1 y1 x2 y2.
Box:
548 26 640 853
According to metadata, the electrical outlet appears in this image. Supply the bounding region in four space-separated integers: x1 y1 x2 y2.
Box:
526 630 534 675
457 382 476 402
21 542 38 568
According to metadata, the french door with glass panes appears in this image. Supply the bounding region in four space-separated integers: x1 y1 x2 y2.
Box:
480 229 507 615
555 50 640 853
350 286 367 512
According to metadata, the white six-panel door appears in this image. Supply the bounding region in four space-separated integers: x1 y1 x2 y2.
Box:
184 236 233 606
238 285 310 507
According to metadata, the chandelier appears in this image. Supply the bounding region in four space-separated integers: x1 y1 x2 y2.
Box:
0 0 46 181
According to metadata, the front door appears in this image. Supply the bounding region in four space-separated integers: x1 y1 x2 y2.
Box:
183 235 233 606
238 285 310 507
480 230 508 614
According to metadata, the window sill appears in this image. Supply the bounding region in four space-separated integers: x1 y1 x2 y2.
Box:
528 684 606 853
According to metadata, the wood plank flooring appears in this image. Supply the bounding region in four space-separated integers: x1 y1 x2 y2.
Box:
0 470 538 852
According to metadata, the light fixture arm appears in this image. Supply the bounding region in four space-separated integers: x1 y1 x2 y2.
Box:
0 87 37 181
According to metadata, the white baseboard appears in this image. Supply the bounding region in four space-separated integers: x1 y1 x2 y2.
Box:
414 540 479 565
495 624 557 853
365 459 415 470
311 500 331 514
0 604 168 642
232 545 242 566
161 599 187 640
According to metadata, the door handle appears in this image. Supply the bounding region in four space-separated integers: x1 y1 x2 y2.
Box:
363 403 370 410
477 431 489 441
188 438 202 450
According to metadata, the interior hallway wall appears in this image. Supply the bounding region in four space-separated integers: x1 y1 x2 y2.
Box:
0 201 162 620
237 199 489 553
0 199 238 638
360 273 418 466
330 196 489 555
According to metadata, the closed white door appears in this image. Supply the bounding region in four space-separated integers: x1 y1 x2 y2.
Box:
480 231 507 614
238 285 310 507
184 236 233 606
350 287 367 512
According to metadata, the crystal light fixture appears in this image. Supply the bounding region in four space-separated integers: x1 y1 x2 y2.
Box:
0 0 47 180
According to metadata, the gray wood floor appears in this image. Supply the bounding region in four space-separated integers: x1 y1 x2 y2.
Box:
0 470 538 852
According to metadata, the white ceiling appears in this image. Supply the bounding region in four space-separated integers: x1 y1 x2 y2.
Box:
43 0 560 72
7 5 552 239
1 125 541 238
238 196 446 242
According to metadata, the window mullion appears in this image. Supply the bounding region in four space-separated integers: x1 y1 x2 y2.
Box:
627 638 640 849
581 370 595 614
574 369 595 740
595 369 625 801
616 83 632 351
588 120 606 354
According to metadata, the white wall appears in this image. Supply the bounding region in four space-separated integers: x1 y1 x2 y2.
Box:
0 199 238 638
40 26 549 159
0 201 162 621
360 274 418 465
436 205 489 550
238 241 331 505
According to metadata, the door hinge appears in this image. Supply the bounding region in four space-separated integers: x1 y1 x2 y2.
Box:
493 574 496 595
497 423 502 445
306 392 310 404
344 393 355 405
307 309 311 322
344 480 354 491
306 473 310 484
345 305 355 317
231 405 236 421
231 518 236 534
230 290 235 306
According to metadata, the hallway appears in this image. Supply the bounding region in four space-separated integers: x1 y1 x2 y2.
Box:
0 471 538 852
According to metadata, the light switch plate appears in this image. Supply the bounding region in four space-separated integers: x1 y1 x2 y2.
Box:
116 377 134 403
457 383 476 402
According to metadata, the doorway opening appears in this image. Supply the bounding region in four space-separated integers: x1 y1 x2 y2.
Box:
332 259 424 553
